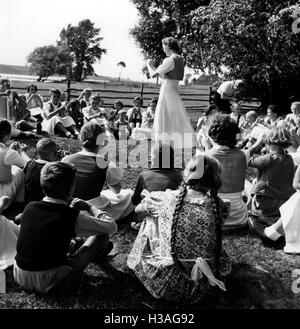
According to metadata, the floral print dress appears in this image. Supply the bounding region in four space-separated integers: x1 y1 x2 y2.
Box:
127 189 231 303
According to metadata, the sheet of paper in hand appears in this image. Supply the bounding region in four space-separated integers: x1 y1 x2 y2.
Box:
29 107 43 117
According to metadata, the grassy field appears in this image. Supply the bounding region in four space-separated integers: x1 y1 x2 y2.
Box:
0 110 300 309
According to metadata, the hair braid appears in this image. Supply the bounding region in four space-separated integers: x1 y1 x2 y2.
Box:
210 187 223 278
170 182 192 280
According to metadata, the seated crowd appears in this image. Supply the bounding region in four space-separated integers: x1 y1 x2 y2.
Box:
1 78 300 304
0 79 158 141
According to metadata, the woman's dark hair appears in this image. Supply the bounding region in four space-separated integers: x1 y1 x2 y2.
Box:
40 162 76 200
50 88 61 97
0 120 11 141
265 127 291 149
208 114 240 148
162 37 182 54
26 84 38 93
80 122 105 150
204 104 218 117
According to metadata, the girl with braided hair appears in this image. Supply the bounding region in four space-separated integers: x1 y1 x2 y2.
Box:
127 154 231 303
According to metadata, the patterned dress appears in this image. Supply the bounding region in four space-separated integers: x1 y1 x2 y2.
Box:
127 189 231 303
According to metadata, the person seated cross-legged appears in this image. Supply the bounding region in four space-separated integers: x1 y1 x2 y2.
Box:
13 162 117 295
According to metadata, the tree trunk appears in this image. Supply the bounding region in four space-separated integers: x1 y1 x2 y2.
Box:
74 64 83 82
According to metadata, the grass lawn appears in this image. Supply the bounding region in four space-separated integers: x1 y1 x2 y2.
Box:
1 112 300 310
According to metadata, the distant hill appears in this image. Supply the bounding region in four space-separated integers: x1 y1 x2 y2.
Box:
0 64 31 75
0 63 147 85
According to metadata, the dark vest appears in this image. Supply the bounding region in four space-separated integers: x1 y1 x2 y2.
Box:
16 201 79 271
165 55 184 80
23 160 46 204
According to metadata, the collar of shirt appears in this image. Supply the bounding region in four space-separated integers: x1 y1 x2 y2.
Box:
43 196 68 206
36 159 49 164
212 144 230 150
78 150 97 157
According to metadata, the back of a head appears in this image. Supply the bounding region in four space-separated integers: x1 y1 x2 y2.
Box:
80 122 105 150
184 154 222 196
0 120 11 141
162 37 182 54
208 114 240 148
40 162 76 200
265 127 291 149
36 138 57 161
151 143 175 169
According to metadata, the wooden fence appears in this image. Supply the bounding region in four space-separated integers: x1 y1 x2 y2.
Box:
10 82 261 113
11 82 210 112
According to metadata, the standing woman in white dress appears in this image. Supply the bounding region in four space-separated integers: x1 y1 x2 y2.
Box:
147 37 197 149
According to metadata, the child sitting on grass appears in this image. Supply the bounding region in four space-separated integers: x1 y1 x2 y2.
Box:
127 97 143 131
0 195 20 270
128 154 231 303
68 99 84 130
0 120 30 205
23 138 60 205
248 127 295 220
249 164 300 252
13 162 117 295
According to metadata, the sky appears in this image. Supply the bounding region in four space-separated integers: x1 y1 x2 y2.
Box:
0 0 148 81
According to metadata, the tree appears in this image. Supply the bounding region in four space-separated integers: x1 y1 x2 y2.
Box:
117 61 126 81
131 0 300 112
130 0 210 65
58 19 107 82
181 0 300 111
27 45 72 81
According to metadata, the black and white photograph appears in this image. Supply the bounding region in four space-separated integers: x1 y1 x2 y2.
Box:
0 0 300 318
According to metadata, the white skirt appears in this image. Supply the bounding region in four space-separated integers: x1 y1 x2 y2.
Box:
218 192 248 230
0 166 24 204
88 189 134 221
42 115 75 134
0 215 19 269
281 191 300 253
153 79 197 149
